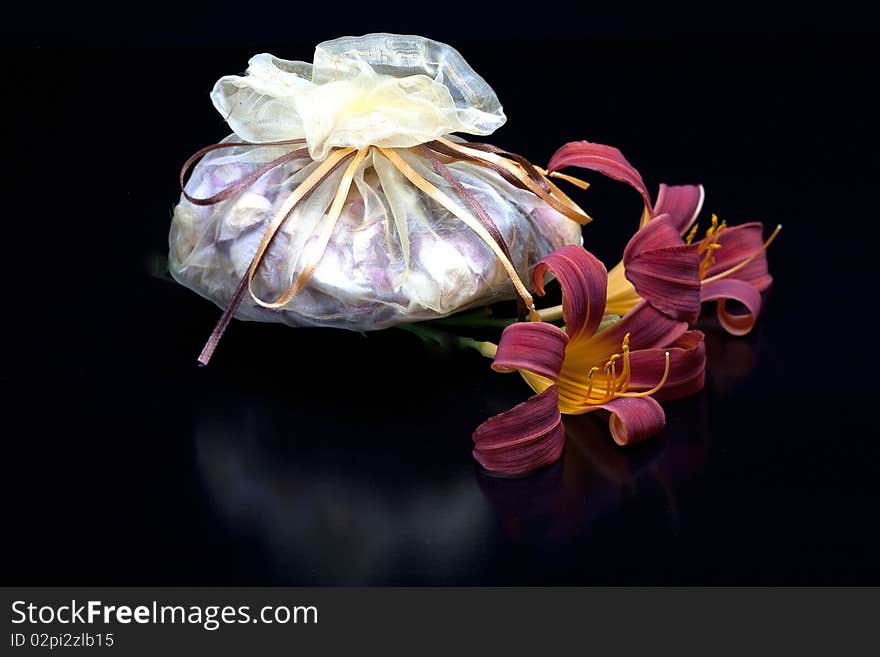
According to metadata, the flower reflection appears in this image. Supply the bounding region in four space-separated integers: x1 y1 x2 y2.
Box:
476 399 709 542
703 318 761 390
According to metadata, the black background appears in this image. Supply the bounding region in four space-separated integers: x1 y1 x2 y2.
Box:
4 2 878 584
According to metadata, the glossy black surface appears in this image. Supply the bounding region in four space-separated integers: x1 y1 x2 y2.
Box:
5 12 877 584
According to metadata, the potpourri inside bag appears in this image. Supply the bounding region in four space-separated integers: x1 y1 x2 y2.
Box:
169 34 589 362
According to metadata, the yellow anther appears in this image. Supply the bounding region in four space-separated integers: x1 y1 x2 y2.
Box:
698 214 727 257
619 334 632 391
685 223 700 245
707 213 719 234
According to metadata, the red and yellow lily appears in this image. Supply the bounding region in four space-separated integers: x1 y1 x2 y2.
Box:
472 245 706 475
543 141 780 335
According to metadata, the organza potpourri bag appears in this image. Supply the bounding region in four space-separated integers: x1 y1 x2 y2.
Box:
169 34 590 362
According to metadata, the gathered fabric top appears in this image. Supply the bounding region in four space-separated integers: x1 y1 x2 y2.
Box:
211 33 507 160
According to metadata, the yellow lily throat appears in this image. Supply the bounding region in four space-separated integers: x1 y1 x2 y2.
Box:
580 332 671 405
471 332 672 411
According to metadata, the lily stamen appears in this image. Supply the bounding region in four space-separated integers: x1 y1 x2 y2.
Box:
618 352 671 398
618 333 632 392
698 214 727 250
693 213 727 279
585 367 614 405
585 367 601 400
698 242 723 279
598 374 616 404
606 354 620 379
583 332 646 405
702 223 783 284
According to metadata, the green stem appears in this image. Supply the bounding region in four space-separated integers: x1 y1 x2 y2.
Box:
537 304 564 322
427 307 517 329
431 316 516 328
458 337 498 359
397 323 457 348
399 324 499 360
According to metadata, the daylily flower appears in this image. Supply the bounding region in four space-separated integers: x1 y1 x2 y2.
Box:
544 141 779 335
693 216 780 335
472 245 706 476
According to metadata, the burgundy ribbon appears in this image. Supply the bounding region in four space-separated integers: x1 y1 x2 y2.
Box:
180 138 573 364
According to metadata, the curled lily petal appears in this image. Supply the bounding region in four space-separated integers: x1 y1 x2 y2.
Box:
705 221 773 291
475 311 569 475
628 330 706 401
623 214 702 323
472 386 565 475
623 213 685 260
654 183 705 233
533 245 608 341
595 396 667 447
547 140 653 214
625 248 702 323
701 279 762 336
492 322 569 380
581 300 689 359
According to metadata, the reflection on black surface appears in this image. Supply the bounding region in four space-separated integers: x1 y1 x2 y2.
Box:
477 405 709 546
701 311 760 391
194 379 712 584
194 397 494 584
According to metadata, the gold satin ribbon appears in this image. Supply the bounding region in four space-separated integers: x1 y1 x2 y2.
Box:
378 147 540 320
433 137 592 225
534 166 591 190
248 147 365 308
189 138 592 363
